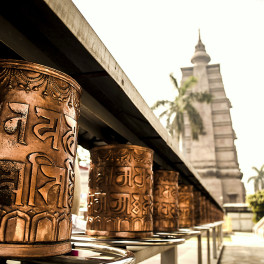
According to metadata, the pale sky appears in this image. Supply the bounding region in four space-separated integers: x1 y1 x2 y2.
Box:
73 0 264 194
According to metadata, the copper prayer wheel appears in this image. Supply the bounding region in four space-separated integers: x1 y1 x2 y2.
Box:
213 203 222 222
211 203 218 222
0 59 82 257
86 144 154 238
200 194 207 225
178 184 194 228
153 170 179 233
207 199 212 223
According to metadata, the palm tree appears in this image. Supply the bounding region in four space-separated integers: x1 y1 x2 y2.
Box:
151 74 212 142
248 165 264 193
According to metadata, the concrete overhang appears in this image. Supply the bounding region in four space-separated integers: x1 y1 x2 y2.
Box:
0 0 222 210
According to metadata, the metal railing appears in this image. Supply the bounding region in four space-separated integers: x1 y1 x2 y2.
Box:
70 218 224 264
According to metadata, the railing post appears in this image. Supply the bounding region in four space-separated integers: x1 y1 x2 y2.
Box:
198 233 202 264
161 246 178 264
220 224 223 246
217 225 221 249
207 229 211 264
212 227 217 259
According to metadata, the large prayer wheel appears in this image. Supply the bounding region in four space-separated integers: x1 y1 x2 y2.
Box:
86 144 154 238
0 59 82 257
153 170 179 232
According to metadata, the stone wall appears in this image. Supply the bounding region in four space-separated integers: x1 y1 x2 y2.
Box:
224 204 254 232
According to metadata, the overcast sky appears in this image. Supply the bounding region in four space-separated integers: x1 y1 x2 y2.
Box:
73 0 264 194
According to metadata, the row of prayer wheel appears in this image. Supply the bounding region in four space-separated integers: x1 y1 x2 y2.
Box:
0 59 223 258
86 144 224 238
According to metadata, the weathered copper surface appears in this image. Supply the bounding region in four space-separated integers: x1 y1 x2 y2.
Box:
86 144 154 238
153 170 179 232
178 184 194 228
0 59 82 257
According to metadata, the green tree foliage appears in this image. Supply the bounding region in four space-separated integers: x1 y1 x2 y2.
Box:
247 190 264 222
151 74 212 141
247 165 264 193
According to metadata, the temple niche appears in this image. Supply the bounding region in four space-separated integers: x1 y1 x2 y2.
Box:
181 33 245 205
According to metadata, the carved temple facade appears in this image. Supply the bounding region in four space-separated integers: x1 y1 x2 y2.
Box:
181 34 245 205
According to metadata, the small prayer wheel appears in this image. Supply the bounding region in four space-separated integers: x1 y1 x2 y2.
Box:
178 184 194 228
86 144 154 238
206 199 212 223
153 170 179 233
200 195 208 224
0 59 82 257
194 189 202 226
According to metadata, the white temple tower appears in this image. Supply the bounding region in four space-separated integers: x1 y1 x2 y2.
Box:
181 33 245 205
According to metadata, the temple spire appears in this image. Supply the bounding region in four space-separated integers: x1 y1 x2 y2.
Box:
191 30 211 65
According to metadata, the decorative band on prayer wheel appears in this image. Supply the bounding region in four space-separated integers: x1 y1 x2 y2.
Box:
178 185 194 228
153 170 179 232
86 144 154 238
0 59 82 257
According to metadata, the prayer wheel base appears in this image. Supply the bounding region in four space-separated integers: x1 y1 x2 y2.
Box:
154 228 178 233
0 241 71 258
86 230 153 239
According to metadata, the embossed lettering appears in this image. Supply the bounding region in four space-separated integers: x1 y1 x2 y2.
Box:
161 202 169 216
87 194 108 215
170 203 178 217
95 167 105 188
95 166 113 187
154 185 163 198
131 194 140 215
115 167 132 187
39 165 66 207
133 167 145 187
143 195 152 215
28 153 66 207
62 115 77 156
0 160 25 206
4 103 29 145
171 186 177 198
109 193 131 214
65 159 75 208
87 195 94 215
94 193 107 213
162 186 170 198
33 107 61 150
